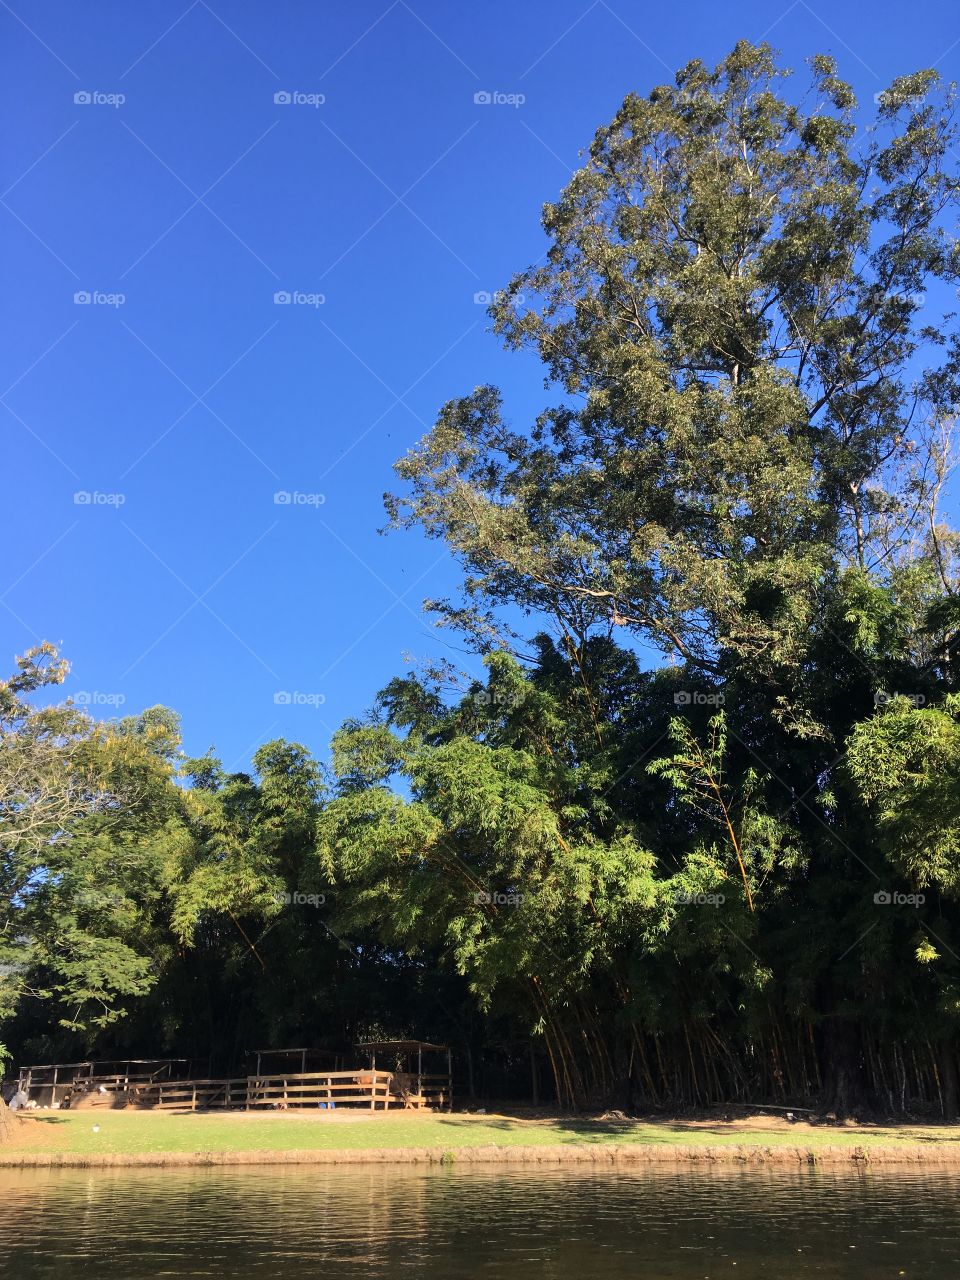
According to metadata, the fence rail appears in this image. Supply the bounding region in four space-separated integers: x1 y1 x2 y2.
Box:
15 1065 453 1112
149 1079 247 1110
245 1070 393 1110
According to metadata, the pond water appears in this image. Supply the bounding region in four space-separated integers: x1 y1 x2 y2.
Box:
0 1163 958 1278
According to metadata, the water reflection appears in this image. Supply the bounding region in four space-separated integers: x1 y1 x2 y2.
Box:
1 1163 958 1278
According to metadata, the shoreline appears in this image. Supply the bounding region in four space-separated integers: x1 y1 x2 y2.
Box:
5 1141 960 1168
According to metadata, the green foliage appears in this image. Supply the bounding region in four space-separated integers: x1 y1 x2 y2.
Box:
1 650 187 1034
847 695 960 891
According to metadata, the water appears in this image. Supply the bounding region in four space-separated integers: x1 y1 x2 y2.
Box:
0 1164 958 1278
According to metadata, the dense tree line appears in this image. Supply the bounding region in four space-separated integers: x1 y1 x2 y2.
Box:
4 43 960 1118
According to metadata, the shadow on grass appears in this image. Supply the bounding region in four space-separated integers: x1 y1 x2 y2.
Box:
423 1116 661 1144
422 1113 960 1144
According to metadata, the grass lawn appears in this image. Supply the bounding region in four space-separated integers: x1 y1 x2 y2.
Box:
4 1109 959 1158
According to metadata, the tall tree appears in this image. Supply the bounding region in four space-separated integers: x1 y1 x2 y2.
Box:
389 42 960 730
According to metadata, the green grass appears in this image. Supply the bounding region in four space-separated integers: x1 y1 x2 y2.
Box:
9 1110 960 1157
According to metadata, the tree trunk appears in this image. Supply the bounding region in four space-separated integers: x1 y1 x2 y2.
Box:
0 1097 16 1144
821 1018 869 1119
607 1037 632 1111
938 1041 959 1123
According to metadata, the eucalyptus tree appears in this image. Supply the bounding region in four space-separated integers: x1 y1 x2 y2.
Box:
389 42 960 724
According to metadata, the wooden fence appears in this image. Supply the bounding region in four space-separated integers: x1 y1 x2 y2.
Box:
16 1061 182 1108
17 1066 452 1113
144 1078 248 1110
415 1073 451 1110
245 1069 394 1110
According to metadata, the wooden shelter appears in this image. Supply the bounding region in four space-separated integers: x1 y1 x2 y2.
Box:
15 1059 190 1107
357 1040 452 1110
245 1046 348 1076
245 1045 397 1110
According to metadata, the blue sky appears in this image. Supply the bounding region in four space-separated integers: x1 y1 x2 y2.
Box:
3 0 958 771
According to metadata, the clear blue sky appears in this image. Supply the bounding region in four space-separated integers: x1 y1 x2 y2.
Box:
3 0 958 770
